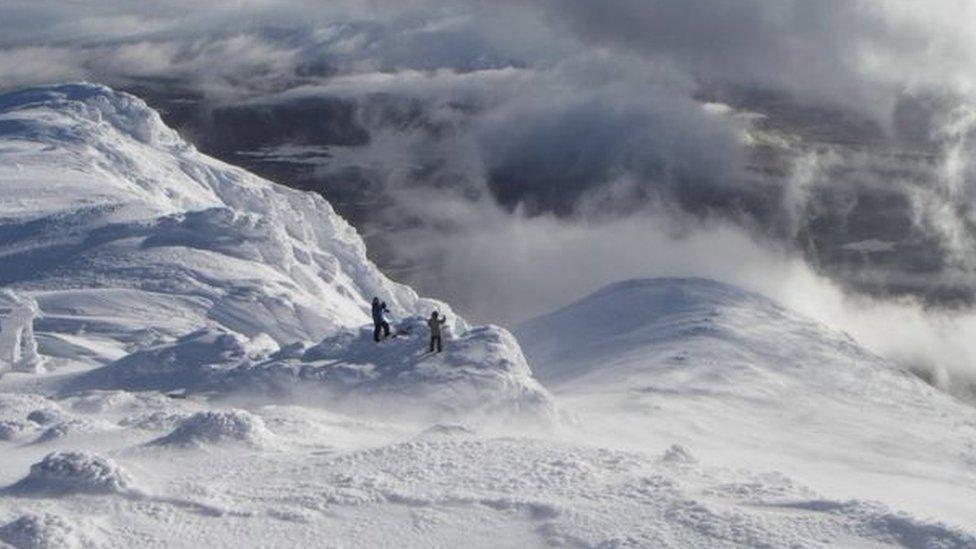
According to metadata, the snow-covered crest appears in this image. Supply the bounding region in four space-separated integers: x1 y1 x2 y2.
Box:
0 82 552 420
0 83 463 347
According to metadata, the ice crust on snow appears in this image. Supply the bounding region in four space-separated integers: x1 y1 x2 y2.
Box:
6 451 134 495
0 513 83 549
150 409 273 448
314 436 976 547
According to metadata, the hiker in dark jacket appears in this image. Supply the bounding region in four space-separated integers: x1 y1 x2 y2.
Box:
427 311 446 353
371 297 391 342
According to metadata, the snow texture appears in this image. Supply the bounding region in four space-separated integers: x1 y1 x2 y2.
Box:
0 513 83 549
5 451 134 496
150 409 273 448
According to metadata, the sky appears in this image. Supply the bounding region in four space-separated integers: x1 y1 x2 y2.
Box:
1 0 976 398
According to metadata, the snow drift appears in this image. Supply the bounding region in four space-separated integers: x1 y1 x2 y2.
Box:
0 83 551 420
0 513 85 549
5 451 135 496
150 409 273 448
516 278 976 527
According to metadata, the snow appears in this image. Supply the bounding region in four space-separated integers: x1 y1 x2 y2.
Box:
0 83 464 355
0 513 87 549
516 278 976 531
0 84 973 546
150 410 273 448
5 451 134 496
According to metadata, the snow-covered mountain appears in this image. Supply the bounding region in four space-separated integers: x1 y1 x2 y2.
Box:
0 83 451 348
0 84 973 547
517 278 976 531
0 83 550 420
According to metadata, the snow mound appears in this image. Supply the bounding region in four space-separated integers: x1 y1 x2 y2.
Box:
32 421 82 444
0 513 82 549
150 410 273 448
6 451 134 495
516 277 953 404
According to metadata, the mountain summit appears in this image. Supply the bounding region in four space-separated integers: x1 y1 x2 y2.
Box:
517 277 976 527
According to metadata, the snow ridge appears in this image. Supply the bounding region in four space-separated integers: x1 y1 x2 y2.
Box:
0 83 551 420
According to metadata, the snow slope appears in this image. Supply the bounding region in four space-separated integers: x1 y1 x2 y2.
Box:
0 85 973 547
0 83 460 353
517 278 976 531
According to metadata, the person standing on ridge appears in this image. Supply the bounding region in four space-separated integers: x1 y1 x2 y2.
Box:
427 311 446 353
371 297 391 342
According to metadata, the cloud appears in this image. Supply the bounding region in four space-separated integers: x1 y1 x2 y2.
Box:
381 191 976 400
534 0 976 119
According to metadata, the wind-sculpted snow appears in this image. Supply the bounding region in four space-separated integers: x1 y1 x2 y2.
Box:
150 410 273 448
70 322 555 422
0 513 86 549
266 435 975 547
0 82 463 358
5 451 135 496
517 277 976 531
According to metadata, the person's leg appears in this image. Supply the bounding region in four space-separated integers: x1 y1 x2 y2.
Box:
373 323 381 342
382 321 391 338
435 336 442 353
429 336 435 353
